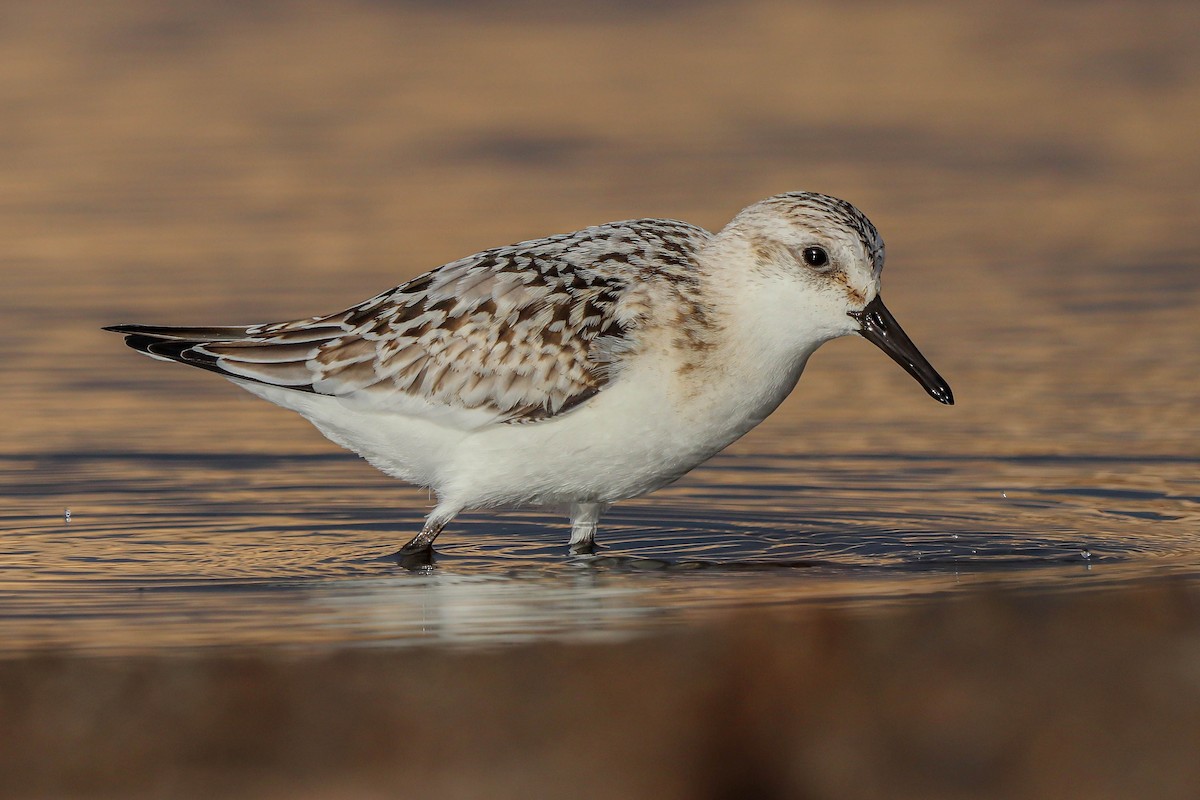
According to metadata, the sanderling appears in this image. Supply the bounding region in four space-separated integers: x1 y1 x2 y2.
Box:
107 192 952 562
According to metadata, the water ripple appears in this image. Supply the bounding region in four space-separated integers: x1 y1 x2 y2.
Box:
2 451 1197 654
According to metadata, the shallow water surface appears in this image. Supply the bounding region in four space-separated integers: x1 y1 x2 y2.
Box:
4 448 1198 654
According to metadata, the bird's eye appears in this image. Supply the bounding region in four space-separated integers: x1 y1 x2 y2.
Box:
801 246 829 268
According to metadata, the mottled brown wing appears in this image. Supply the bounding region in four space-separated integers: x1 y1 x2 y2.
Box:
109 219 710 423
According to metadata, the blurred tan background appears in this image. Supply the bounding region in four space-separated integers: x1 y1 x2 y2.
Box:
3 0 1198 458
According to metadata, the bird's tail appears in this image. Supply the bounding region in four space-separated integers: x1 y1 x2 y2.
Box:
103 323 259 373
102 320 346 393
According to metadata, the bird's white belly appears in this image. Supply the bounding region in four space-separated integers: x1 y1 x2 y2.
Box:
235 347 808 511
444 386 728 507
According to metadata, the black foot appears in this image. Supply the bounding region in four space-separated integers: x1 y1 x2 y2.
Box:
387 543 437 569
569 540 600 556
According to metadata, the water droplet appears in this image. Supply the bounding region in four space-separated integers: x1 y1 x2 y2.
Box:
1081 548 1092 561
64 509 71 523
1001 491 1008 499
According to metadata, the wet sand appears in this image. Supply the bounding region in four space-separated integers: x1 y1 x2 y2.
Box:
5 583 1200 799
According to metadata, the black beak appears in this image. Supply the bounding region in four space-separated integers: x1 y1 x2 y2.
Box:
849 295 954 405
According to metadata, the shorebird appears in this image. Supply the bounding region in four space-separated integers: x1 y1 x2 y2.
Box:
107 192 952 563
